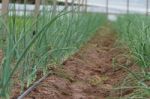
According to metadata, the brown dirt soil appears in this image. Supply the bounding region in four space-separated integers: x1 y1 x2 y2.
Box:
14 27 138 99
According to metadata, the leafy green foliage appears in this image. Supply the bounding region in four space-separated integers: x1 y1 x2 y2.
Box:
114 14 150 99
114 14 150 68
0 4 106 99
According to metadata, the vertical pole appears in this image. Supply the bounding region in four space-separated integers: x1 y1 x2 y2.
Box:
34 0 41 34
106 0 109 15
44 0 48 6
71 0 75 14
77 0 81 11
42 0 48 12
1 0 9 49
2 0 9 15
71 0 75 9
65 0 68 8
146 0 149 16
127 0 129 14
81 0 85 11
17 0 22 3
85 0 87 12
35 0 41 16
53 0 57 15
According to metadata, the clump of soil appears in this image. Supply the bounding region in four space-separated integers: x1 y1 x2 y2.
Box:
15 27 137 99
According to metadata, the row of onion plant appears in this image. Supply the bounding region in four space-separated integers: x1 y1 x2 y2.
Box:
0 1 106 99
114 14 150 98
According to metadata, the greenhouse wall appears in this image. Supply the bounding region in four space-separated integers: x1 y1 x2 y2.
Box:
0 0 149 15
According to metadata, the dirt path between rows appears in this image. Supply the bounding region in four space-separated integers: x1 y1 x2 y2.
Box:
21 26 137 99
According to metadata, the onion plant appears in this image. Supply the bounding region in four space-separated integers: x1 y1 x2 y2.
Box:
0 1 106 99
114 14 150 69
114 14 150 98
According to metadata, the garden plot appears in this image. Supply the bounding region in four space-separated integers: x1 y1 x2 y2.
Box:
0 2 150 98
0 8 105 98
10 26 141 99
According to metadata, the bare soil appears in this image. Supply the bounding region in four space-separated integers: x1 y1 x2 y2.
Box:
12 26 138 99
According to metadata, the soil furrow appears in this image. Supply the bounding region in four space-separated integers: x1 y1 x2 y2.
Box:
21 27 136 99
